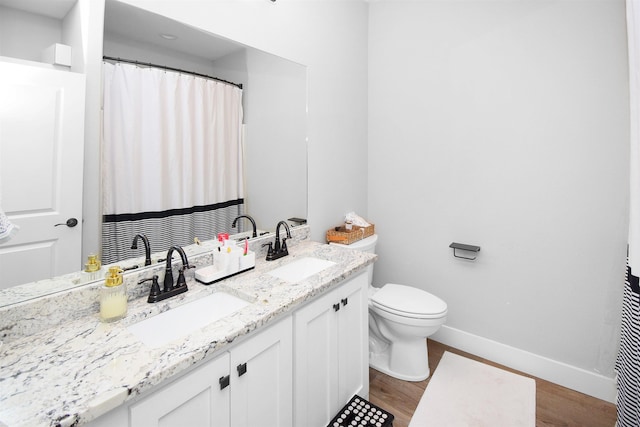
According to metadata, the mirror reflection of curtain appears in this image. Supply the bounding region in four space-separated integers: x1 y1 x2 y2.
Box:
101 62 244 264
616 1 640 426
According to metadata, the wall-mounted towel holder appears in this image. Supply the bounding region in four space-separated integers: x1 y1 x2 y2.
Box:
449 242 481 260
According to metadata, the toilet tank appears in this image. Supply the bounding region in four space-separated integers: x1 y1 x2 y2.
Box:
329 234 378 285
330 234 378 254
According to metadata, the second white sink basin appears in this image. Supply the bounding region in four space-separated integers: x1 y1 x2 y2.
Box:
127 292 251 348
268 257 336 282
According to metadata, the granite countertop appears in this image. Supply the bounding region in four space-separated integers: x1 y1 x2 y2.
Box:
0 240 376 427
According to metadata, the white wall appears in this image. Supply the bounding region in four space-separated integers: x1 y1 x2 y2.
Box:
74 0 105 262
368 0 629 401
242 48 307 229
103 33 218 74
0 6 62 61
120 0 370 242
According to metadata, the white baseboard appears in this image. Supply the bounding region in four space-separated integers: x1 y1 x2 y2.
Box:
431 325 617 403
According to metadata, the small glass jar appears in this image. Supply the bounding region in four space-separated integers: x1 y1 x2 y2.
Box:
100 266 127 322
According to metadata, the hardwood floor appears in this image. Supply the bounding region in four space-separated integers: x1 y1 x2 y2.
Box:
368 340 617 427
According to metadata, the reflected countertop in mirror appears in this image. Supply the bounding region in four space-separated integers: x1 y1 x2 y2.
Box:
0 238 215 308
0 230 286 309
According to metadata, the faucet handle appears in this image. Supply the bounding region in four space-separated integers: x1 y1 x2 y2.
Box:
139 275 161 302
176 268 188 289
262 242 274 260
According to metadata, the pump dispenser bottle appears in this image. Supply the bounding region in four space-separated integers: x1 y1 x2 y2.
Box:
82 254 103 282
100 266 127 322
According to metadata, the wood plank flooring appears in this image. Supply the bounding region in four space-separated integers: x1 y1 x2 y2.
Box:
368 339 617 427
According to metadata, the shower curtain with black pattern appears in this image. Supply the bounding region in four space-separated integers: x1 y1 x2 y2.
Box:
101 61 245 264
616 1 640 426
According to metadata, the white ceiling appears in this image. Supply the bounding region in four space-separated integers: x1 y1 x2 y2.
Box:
0 0 244 61
104 1 244 61
0 0 76 19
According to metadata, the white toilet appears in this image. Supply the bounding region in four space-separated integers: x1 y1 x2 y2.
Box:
330 234 447 381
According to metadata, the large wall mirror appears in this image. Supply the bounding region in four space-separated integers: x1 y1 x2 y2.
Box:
0 0 307 306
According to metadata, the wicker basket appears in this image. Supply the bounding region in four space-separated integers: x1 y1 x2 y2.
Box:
326 223 375 245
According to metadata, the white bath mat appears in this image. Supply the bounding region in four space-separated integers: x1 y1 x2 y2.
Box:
409 351 536 427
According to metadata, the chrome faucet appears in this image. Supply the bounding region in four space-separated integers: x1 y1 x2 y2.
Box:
131 233 152 266
264 221 292 261
232 214 257 238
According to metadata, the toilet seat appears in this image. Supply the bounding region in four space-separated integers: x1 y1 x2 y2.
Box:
370 283 447 319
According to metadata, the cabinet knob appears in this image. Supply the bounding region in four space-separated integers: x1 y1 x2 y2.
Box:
237 362 248 376
219 375 230 390
341 298 348 307
333 303 340 312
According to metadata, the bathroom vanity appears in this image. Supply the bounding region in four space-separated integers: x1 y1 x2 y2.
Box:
0 235 375 427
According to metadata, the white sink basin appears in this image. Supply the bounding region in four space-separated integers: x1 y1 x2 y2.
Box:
127 292 251 348
268 257 336 282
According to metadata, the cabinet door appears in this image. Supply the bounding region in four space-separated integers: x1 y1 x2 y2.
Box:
337 272 369 403
230 316 293 427
130 352 230 427
293 288 340 427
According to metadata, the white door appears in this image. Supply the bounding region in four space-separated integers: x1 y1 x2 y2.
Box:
0 60 86 289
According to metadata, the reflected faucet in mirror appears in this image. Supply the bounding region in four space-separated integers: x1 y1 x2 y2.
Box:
232 215 257 238
131 234 152 266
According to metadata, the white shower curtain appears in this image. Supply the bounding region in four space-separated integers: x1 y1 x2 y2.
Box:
616 1 640 426
102 62 244 263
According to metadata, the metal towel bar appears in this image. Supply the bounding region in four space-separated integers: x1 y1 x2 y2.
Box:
449 242 481 260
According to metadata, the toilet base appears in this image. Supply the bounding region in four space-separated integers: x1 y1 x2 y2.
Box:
369 338 431 382
370 352 430 382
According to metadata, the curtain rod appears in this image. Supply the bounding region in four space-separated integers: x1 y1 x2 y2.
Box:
102 56 243 89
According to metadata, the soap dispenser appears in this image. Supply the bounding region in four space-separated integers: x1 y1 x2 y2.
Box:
82 253 103 282
100 266 127 322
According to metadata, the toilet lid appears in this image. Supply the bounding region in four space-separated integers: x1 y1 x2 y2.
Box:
370 283 447 317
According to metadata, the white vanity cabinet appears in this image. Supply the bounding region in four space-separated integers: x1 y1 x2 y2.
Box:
228 315 292 427
89 316 292 427
87 269 370 427
129 352 231 427
293 272 369 427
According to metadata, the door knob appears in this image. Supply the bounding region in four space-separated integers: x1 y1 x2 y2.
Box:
54 218 78 227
